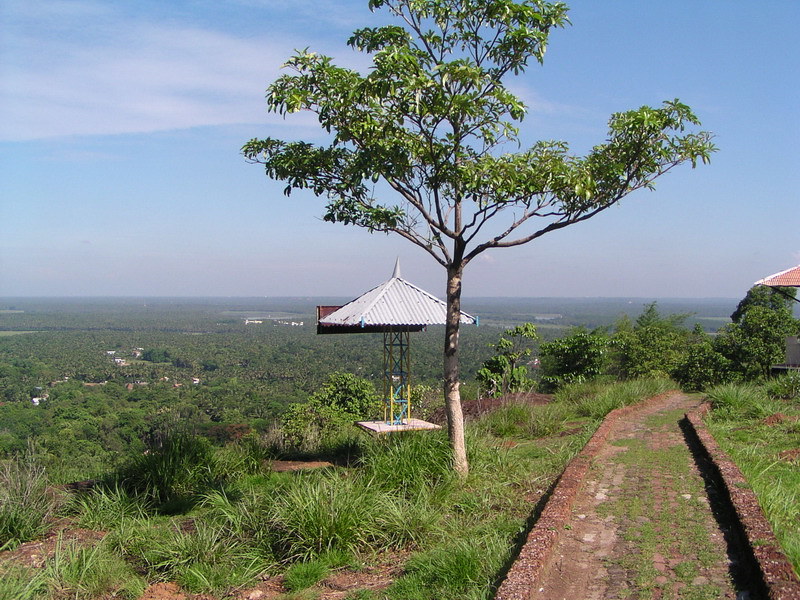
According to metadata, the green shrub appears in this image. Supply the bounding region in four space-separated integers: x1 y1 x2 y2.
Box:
538 329 609 392
673 341 732 391
476 402 568 439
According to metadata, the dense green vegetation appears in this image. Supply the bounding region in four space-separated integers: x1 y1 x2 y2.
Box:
536 287 800 393
0 298 503 480
1 293 798 596
0 376 674 599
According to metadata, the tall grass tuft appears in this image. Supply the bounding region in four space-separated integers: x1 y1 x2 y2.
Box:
0 450 62 550
267 471 382 560
283 559 330 591
0 565 47 600
706 382 782 420
70 484 151 530
359 431 455 498
44 537 146 600
389 533 508 600
116 429 220 511
764 371 800 400
476 402 570 439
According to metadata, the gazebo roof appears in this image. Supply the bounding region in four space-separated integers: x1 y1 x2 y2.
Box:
754 264 800 287
317 259 476 334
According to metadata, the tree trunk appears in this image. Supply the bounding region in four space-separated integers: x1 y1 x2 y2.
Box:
444 263 468 478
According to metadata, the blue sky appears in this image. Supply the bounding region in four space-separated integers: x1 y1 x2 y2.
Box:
1 0 798 299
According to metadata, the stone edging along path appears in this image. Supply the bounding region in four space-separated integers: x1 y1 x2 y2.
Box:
685 404 800 600
494 391 800 600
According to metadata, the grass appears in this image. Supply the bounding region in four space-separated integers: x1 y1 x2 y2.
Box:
705 381 800 573
0 450 63 550
46 538 147 599
559 377 676 419
0 378 674 598
283 559 330 591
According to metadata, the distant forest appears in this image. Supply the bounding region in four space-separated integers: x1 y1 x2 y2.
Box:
0 296 739 481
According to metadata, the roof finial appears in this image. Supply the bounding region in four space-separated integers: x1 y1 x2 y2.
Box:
392 257 401 279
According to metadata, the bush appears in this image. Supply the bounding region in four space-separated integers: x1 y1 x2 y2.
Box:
673 341 732 391
538 329 609 392
280 372 379 451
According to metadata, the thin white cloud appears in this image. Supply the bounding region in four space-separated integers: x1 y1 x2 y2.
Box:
0 1 340 140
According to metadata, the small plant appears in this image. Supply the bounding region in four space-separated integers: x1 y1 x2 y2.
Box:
476 324 539 397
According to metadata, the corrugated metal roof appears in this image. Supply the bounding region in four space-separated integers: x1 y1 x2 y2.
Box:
754 264 800 287
319 260 476 328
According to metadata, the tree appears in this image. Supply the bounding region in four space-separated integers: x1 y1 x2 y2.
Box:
610 302 693 379
730 285 798 323
476 323 538 397
714 287 800 379
538 328 609 392
243 0 715 475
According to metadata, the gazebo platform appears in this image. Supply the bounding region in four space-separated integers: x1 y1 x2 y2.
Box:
356 418 442 435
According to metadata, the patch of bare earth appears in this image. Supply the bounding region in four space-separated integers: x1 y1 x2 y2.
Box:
0 518 105 569
269 459 335 472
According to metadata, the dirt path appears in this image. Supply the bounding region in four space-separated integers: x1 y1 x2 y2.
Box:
533 393 764 600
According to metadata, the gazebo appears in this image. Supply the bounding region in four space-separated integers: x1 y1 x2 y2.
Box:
317 259 477 434
754 264 800 370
